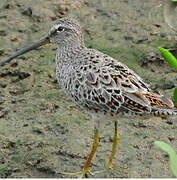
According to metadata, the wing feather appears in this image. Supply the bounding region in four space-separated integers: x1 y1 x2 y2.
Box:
73 49 175 114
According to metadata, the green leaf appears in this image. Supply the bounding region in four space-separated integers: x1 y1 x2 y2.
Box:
158 47 177 71
171 0 177 2
173 87 177 105
155 141 177 177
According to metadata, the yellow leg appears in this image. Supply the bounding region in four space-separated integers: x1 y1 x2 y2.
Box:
107 121 119 169
59 129 99 178
80 129 99 178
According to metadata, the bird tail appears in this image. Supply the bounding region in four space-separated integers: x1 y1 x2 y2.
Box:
142 92 177 116
151 107 177 116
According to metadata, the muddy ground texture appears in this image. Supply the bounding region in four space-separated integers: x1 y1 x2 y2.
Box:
0 0 177 178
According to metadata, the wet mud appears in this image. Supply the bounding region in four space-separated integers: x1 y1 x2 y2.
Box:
0 0 177 178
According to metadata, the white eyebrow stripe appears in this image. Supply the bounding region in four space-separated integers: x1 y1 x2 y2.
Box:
51 24 60 33
49 24 62 36
54 24 61 30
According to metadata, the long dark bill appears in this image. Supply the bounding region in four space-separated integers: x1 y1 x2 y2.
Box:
0 36 50 67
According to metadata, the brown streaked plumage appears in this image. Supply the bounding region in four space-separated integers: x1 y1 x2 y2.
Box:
1 17 177 177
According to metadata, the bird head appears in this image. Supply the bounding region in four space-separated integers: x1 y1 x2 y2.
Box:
0 18 83 66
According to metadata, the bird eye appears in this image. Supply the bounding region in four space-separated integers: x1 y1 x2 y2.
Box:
57 26 65 32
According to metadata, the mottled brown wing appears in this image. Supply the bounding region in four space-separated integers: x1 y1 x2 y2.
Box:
104 59 174 112
71 49 174 114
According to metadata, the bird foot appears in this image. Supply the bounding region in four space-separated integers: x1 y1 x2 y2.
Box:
108 166 113 170
107 162 113 170
59 169 94 178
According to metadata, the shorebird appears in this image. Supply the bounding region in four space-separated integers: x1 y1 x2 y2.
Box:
1 18 177 177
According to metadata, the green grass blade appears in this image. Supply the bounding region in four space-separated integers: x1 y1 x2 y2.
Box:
173 87 177 105
158 47 177 71
155 141 177 177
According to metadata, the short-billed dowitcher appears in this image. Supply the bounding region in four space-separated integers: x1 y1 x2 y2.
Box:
1 18 177 177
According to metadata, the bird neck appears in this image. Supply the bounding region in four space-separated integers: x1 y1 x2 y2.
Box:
56 42 85 64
